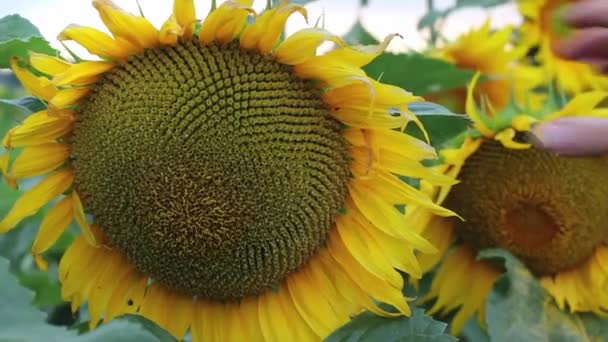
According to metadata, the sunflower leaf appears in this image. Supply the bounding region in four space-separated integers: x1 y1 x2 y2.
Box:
0 14 58 69
407 102 470 149
0 96 46 114
0 256 174 342
418 0 509 30
0 256 76 341
364 53 477 96
343 21 379 45
325 308 456 342
454 0 510 8
480 249 608 342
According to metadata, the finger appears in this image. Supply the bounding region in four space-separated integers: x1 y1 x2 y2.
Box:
553 27 608 61
530 117 608 156
564 0 608 28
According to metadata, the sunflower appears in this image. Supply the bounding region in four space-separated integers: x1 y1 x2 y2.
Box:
428 21 543 114
518 0 608 93
0 0 456 340
409 73 608 334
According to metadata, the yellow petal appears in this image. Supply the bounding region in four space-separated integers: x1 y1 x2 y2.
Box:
304 260 358 320
87 250 128 328
31 196 74 271
0 169 74 232
552 91 608 119
494 128 531 149
58 24 133 60
0 153 9 177
240 1 306 52
275 28 344 65
173 0 196 39
512 114 538 132
3 110 74 148
331 105 408 129
11 57 57 101
162 292 194 339
72 191 98 247
316 34 397 68
257 292 293 341
317 248 395 317
233 298 265 342
466 72 494 137
370 169 455 217
328 230 412 316
358 217 423 278
348 186 437 254
343 128 436 161
287 268 348 338
139 284 172 331
450 262 500 334
92 0 159 49
49 87 90 109
199 0 255 45
104 270 147 321
159 15 181 45
336 213 403 288
53 61 115 86
60 235 104 303
29 53 71 77
9 143 70 180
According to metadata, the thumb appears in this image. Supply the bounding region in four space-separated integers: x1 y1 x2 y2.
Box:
530 117 608 156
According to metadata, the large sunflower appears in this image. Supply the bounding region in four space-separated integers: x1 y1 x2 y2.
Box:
0 0 455 340
518 0 608 93
410 73 608 334
428 21 543 114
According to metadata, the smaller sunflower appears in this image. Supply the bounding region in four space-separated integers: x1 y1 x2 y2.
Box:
410 73 608 334
428 21 543 114
518 0 608 93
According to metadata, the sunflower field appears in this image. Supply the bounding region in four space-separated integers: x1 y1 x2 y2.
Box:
1 0 608 341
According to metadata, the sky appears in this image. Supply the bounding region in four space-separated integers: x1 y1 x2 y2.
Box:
0 0 521 58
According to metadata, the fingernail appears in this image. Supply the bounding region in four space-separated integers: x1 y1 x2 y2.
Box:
531 117 608 156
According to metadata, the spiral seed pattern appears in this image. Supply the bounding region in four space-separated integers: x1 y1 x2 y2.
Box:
446 140 608 275
72 41 352 300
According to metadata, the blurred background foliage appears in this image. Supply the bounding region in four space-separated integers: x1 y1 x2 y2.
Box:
1 0 607 341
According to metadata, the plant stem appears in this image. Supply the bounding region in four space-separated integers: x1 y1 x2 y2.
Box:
427 0 439 46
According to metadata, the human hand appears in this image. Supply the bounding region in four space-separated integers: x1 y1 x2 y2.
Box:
552 0 608 74
530 117 608 156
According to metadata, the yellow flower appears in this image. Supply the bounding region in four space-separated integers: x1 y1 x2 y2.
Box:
412 73 608 334
429 21 543 114
0 0 455 340
518 0 608 93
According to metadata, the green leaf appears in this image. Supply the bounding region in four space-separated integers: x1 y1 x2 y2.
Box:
408 102 470 149
0 14 58 68
363 53 476 96
418 0 509 31
84 315 177 342
343 21 379 45
326 308 457 342
0 256 174 342
417 9 451 30
0 14 43 40
0 256 76 341
17 270 63 308
454 0 510 8
275 0 317 5
0 96 46 114
480 249 608 342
